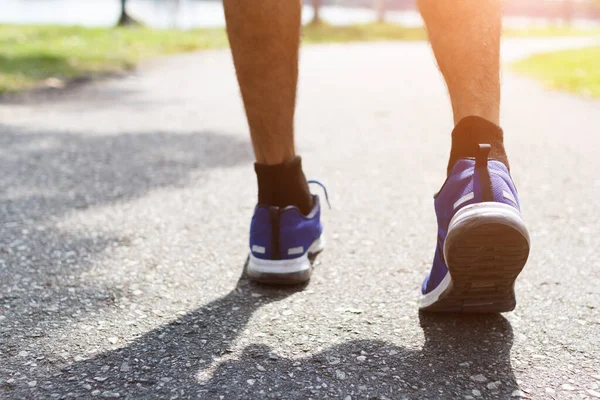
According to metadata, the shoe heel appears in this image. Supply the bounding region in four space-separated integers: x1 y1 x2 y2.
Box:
247 237 324 285
426 202 530 313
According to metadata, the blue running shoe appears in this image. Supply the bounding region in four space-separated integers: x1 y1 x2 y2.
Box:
420 144 530 313
247 181 328 284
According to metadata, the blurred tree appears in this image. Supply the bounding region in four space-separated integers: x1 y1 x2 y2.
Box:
311 0 322 25
117 0 142 26
375 0 386 22
170 0 182 29
561 0 573 25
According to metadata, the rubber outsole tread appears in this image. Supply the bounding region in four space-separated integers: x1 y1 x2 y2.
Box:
247 252 321 285
421 223 530 313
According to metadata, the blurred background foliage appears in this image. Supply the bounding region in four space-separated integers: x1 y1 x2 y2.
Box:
1 0 599 96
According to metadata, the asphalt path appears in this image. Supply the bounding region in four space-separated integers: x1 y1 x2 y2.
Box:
1 37 599 399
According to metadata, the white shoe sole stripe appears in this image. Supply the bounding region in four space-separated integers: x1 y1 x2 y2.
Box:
503 190 517 205
453 192 474 210
420 272 452 308
248 236 325 275
288 246 304 256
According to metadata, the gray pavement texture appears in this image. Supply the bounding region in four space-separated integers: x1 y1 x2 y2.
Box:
1 37 600 400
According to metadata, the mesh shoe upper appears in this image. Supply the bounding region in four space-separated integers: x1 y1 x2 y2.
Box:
250 195 323 261
422 159 521 295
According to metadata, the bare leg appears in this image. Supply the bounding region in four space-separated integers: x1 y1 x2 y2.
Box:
418 0 502 125
417 2 529 315
224 0 312 214
224 0 301 165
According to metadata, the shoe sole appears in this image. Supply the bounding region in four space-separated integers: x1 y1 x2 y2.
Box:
247 236 325 285
420 202 530 313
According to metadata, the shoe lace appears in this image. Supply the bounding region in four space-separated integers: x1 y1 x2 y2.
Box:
308 180 331 209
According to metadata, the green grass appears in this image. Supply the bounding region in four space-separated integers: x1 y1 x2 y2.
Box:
511 46 600 98
303 22 426 43
503 26 600 38
0 25 229 94
2 23 600 94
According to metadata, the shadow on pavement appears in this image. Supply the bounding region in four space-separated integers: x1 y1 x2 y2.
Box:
12 264 519 399
0 125 253 395
1 126 518 399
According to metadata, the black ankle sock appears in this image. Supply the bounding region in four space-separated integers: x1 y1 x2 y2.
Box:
447 116 509 175
254 156 313 215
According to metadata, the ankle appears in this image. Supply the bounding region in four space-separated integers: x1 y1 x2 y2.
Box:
447 116 509 175
254 156 313 215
